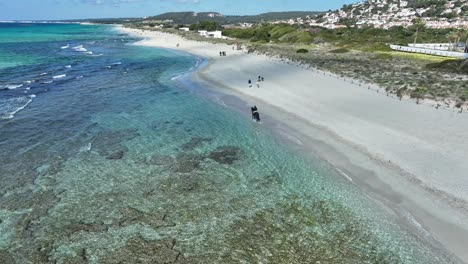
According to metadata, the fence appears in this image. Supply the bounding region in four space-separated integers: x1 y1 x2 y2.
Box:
390 45 468 59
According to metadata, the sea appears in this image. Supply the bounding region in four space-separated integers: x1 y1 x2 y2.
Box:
0 23 458 263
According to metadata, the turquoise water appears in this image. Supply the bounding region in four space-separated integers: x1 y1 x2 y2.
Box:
0 23 457 263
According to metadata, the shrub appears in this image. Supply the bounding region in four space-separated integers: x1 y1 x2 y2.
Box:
410 87 428 98
374 53 393 60
426 59 468 75
329 48 350 54
296 48 309 54
364 43 393 52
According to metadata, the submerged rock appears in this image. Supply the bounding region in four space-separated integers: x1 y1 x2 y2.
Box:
118 207 174 229
91 128 139 158
180 174 199 191
146 155 175 166
172 153 203 173
99 236 188 264
180 137 211 151
61 221 109 238
106 149 125 160
62 248 87 264
253 171 283 189
208 146 241 165
0 251 14 264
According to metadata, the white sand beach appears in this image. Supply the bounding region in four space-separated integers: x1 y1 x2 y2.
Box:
119 27 468 262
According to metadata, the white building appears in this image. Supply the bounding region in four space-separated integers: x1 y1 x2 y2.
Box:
179 27 190 32
207 31 223 39
198 30 208 37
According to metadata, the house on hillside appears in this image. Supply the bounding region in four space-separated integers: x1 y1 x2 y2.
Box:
207 31 223 39
179 27 190 32
198 30 208 37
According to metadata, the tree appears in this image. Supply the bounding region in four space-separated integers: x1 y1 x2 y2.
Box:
411 18 426 45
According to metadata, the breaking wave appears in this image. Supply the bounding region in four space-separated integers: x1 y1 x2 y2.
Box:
0 95 35 119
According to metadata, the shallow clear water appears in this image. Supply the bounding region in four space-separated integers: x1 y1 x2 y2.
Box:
0 23 457 263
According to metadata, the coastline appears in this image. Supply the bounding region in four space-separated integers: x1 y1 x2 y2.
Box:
118 26 468 262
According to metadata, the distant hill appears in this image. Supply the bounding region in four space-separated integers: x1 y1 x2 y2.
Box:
146 11 323 25
62 17 141 24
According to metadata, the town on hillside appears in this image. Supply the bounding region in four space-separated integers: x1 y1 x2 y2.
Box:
284 0 468 29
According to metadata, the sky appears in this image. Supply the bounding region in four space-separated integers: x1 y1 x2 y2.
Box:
0 0 358 20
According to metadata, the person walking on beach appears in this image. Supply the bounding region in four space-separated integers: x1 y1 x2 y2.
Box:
248 79 252 88
256 81 260 88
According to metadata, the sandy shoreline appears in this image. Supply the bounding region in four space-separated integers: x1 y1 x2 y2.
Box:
118 26 468 262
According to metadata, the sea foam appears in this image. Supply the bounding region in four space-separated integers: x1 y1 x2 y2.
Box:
72 45 87 52
53 74 66 79
0 95 34 119
5 84 23 90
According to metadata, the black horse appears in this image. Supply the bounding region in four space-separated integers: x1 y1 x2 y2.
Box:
251 106 260 122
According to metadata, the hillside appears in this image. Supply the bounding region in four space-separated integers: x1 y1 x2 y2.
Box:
316 0 468 29
145 11 323 25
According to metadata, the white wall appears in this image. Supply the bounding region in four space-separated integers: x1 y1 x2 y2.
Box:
390 45 468 59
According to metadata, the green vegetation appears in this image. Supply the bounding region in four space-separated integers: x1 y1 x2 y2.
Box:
329 48 350 54
408 0 448 9
296 48 309 54
374 53 393 60
426 59 468 75
189 21 222 31
223 23 464 51
145 11 322 25
385 51 453 62
223 24 314 44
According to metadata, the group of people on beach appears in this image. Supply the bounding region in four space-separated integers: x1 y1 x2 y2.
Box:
219 51 227 56
248 75 265 88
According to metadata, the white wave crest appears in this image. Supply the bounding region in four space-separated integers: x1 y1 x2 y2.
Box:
72 45 88 52
53 74 66 79
61 44 70 49
5 84 23 90
0 95 34 119
65 65 72 68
